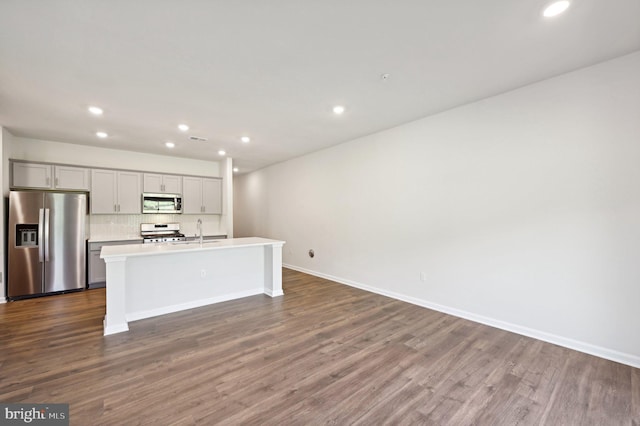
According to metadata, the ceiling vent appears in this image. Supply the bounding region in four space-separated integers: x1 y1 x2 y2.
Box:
189 136 208 142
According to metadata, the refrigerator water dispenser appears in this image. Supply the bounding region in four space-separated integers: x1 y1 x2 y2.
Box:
16 224 38 247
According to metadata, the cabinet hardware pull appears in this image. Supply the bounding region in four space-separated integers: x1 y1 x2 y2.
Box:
55 177 59 187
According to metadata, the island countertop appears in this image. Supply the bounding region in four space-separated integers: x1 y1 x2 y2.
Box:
101 237 285 259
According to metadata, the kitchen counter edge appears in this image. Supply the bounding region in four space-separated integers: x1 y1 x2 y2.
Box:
100 237 285 259
89 234 227 243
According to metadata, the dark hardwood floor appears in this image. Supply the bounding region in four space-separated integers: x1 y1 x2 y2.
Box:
1 268 638 425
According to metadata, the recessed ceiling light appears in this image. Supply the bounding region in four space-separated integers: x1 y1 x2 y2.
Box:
233 167 239 173
241 136 250 143
165 142 175 148
333 105 346 115
218 150 226 156
88 106 103 115
178 124 189 132
96 131 108 138
543 1 570 17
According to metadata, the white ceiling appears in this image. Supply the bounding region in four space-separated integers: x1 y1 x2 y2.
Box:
1 1 639 173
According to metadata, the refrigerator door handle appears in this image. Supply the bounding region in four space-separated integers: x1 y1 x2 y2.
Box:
44 208 50 261
38 208 45 262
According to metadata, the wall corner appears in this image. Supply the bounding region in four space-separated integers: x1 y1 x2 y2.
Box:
222 157 234 238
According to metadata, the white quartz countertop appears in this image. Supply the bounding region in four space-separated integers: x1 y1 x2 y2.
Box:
89 234 227 243
100 237 285 259
88 235 143 243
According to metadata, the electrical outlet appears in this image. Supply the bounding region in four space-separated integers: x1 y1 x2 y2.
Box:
420 272 427 282
200 269 206 278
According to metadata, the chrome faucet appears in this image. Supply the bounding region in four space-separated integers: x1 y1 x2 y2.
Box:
197 218 203 245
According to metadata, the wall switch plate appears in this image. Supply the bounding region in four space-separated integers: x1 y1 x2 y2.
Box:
420 272 427 282
200 269 206 278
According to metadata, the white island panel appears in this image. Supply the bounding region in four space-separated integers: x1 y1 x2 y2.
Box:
101 237 284 335
125 246 264 320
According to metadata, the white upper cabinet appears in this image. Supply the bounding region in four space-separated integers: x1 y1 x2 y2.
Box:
91 169 142 214
12 162 52 189
183 177 222 214
143 173 182 194
143 173 162 193
54 165 90 190
182 177 203 214
13 161 222 217
12 162 90 191
117 171 143 213
90 169 117 214
202 178 222 214
163 175 182 194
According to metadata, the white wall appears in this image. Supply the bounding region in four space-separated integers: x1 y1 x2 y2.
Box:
234 51 640 367
0 128 5 302
221 157 234 238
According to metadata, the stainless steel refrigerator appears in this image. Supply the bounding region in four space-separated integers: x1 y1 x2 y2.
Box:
8 191 88 299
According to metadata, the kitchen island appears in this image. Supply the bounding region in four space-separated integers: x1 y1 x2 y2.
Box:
100 237 285 335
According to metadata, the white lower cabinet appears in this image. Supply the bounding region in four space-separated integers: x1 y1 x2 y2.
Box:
88 251 106 286
88 240 143 288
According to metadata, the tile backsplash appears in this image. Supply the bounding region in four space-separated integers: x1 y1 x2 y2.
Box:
89 214 224 240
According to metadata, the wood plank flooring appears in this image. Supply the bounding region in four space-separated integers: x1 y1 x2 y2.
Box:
1 268 639 425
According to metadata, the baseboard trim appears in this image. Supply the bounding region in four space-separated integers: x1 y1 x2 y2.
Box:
103 317 129 336
265 289 284 297
126 288 264 323
0 297 7 304
283 264 640 369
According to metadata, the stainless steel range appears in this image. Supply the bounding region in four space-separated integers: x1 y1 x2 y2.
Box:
141 223 186 243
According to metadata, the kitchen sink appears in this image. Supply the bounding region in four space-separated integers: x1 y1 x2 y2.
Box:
170 240 221 245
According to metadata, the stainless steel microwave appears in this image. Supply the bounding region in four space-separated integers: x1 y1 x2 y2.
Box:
142 193 182 214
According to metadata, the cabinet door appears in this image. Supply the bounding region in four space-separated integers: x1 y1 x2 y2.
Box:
202 178 222 214
54 165 90 190
117 171 142 214
12 162 52 189
163 175 182 194
88 251 106 285
182 177 203 214
91 169 118 214
143 173 163 193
